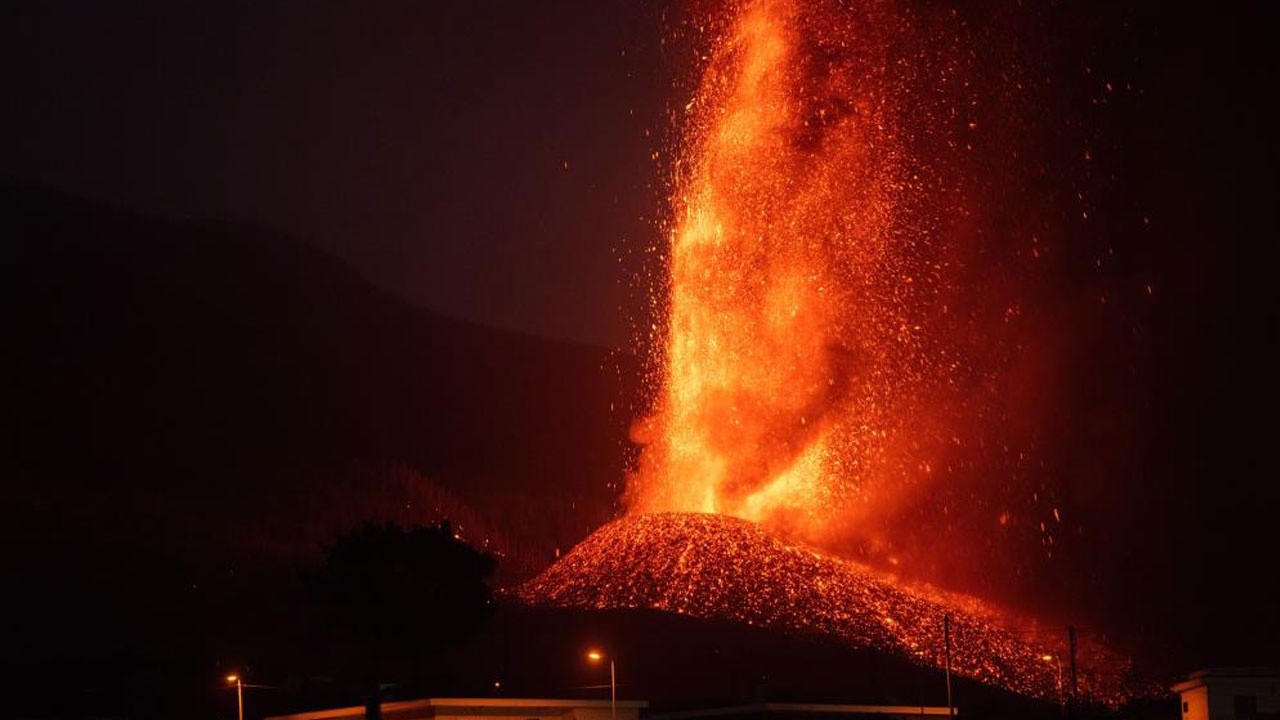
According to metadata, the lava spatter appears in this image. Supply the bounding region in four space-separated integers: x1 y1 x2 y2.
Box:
629 0 974 549
539 0 1141 704
520 513 1135 705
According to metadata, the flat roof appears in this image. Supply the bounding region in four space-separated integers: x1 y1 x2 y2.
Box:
267 698 649 720
647 702 957 720
1172 668 1280 694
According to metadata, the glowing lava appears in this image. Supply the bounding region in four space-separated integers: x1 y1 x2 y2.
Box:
522 0 1144 704
629 0 964 547
520 514 1135 705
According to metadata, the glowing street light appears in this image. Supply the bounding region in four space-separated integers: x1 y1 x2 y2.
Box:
226 674 243 720
586 649 616 720
1041 654 1064 711
224 670 278 719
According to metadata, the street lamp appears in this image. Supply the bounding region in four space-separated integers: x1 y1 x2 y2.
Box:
586 650 616 720
1041 654 1064 712
226 674 243 720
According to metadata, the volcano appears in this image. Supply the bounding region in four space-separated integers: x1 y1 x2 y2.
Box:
519 513 1137 705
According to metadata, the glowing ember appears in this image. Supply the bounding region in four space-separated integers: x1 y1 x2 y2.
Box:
520 513 1135 705
629 0 970 549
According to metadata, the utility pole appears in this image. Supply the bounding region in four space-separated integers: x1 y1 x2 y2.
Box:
944 614 954 720
1068 625 1079 708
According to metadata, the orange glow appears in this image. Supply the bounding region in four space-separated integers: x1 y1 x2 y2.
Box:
630 0 956 550
521 513 1137 706
525 0 1145 706
226 674 239 683
587 650 605 662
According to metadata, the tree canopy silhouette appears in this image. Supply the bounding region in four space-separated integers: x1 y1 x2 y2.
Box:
311 520 497 696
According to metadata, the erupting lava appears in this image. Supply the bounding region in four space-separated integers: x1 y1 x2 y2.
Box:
521 514 1134 705
525 0 1141 706
629 0 967 548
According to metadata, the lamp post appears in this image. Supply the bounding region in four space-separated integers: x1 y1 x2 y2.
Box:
943 614 953 720
1041 655 1064 713
586 650 616 720
226 675 243 720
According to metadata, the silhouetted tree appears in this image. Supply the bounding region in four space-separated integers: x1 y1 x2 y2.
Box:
311 520 497 719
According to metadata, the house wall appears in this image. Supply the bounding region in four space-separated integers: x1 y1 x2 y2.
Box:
1177 674 1280 720
1182 686 1209 720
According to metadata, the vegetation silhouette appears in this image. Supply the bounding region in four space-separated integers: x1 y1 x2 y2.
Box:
310 520 497 719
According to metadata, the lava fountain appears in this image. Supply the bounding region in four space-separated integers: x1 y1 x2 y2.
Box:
630 0 969 550
525 0 1139 705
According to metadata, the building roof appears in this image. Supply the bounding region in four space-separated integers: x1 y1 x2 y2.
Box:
267 698 650 720
1173 668 1280 694
647 702 957 720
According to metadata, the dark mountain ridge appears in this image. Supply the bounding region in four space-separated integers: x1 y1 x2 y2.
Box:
3 182 642 573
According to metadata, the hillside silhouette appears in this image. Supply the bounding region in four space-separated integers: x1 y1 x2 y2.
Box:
3 184 642 660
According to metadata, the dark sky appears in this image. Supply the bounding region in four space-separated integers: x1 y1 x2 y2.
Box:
5 0 1276 353
4 0 669 348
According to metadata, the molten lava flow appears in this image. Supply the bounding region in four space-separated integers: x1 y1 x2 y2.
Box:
631 0 959 547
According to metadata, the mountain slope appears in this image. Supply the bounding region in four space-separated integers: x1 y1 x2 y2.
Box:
3 183 641 571
520 513 1140 704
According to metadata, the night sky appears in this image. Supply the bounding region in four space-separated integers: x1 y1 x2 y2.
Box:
4 0 1279 703
5 0 670 348
7 2 1276 345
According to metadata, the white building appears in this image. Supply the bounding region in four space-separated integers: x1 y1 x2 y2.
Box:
1173 668 1279 720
